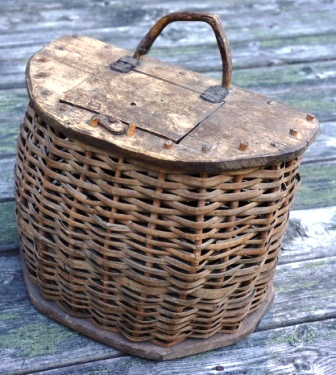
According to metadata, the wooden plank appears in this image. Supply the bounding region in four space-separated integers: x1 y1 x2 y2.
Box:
22 34 317 172
1 59 335 156
2 31 336 89
280 205 336 264
1 60 335 156
0 201 19 250
0 158 16 201
1 0 336 92
231 60 336 94
30 319 336 374
0 120 21 155
1 0 335 49
294 161 336 210
1 252 335 373
301 121 336 164
0 255 122 375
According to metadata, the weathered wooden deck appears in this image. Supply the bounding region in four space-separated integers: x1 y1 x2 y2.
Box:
1 0 336 374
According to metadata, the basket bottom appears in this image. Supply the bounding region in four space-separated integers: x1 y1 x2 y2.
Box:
22 259 274 360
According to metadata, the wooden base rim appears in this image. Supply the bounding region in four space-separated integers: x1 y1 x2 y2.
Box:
21 258 274 361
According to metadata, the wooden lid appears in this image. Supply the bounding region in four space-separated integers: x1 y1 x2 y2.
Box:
26 12 319 172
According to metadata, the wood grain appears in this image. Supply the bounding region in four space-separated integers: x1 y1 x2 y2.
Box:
1 252 335 374
0 0 335 372
31 319 336 374
25 34 319 171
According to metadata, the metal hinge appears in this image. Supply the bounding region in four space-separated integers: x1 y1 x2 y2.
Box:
110 56 140 73
200 85 229 104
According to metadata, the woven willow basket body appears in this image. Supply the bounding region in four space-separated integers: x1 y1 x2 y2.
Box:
16 12 319 359
16 105 301 347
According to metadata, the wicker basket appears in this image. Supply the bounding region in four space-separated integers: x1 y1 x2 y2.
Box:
15 12 319 360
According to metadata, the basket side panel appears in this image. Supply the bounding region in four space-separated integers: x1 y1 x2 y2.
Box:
15 104 302 347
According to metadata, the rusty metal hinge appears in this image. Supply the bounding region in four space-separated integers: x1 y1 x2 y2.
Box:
110 56 140 73
200 85 229 104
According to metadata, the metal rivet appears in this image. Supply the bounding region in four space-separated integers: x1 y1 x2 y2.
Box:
109 122 126 134
239 142 249 151
127 123 137 137
267 100 275 105
289 128 298 137
164 140 173 149
306 113 315 121
202 144 211 153
108 115 118 123
90 114 100 127
215 365 224 371
130 102 137 106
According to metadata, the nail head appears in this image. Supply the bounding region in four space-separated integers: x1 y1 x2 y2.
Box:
90 114 100 127
202 144 211 153
306 113 315 121
289 128 298 137
127 123 137 137
164 140 173 149
108 122 126 135
239 142 249 151
108 115 117 123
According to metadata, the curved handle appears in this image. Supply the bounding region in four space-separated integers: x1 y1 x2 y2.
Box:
133 12 232 89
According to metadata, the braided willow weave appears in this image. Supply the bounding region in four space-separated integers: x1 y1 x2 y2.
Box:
15 104 301 347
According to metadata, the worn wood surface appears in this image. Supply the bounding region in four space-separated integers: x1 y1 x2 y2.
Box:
1 0 336 373
26 34 318 171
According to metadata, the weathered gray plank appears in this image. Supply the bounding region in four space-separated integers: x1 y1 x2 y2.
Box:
31 319 336 375
1 0 336 93
1 252 335 374
296 161 336 209
52 319 336 374
0 201 19 251
280 205 336 264
1 0 335 46
0 255 122 375
2 32 336 90
0 158 15 201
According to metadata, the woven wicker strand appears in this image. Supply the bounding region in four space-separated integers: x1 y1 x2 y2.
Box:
15 104 301 347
